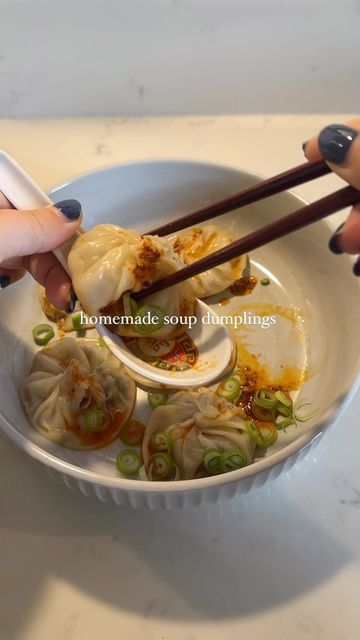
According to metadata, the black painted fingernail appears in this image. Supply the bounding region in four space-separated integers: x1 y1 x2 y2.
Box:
329 223 345 255
353 258 360 276
0 275 11 289
55 199 82 220
318 124 358 165
302 140 309 155
65 288 77 313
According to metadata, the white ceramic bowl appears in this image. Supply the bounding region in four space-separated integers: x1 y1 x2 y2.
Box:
1 160 360 509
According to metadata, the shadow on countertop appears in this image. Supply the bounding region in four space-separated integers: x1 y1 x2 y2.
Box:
0 428 357 639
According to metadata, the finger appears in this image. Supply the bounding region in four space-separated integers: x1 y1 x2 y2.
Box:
0 252 77 310
0 267 26 289
353 256 360 277
0 192 13 209
0 199 82 262
304 118 360 161
303 139 322 163
25 253 77 311
329 205 360 256
303 119 360 189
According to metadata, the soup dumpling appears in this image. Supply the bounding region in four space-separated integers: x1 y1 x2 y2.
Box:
20 337 136 449
142 387 255 480
68 225 195 338
172 224 248 298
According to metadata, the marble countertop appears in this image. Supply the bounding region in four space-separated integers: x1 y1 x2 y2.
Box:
0 116 359 640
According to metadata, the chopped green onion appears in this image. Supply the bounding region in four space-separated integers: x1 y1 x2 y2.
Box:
148 389 168 409
258 423 278 446
275 415 296 431
293 401 316 422
251 401 273 422
33 323 55 346
133 304 165 336
220 448 247 473
120 419 145 446
130 298 138 315
254 389 278 409
276 404 292 418
140 460 179 482
216 377 241 402
123 292 132 318
148 452 174 480
151 431 172 453
271 403 295 429
203 448 222 475
244 419 278 447
72 313 85 331
245 419 265 446
261 277 270 286
274 390 293 408
82 408 109 432
116 449 142 476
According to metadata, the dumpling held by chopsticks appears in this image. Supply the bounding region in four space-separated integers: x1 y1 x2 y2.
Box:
68 224 195 338
171 224 248 298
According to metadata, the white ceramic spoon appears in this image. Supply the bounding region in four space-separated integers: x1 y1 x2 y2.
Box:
0 150 235 388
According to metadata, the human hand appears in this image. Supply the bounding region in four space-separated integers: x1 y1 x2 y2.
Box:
303 119 360 274
0 196 81 310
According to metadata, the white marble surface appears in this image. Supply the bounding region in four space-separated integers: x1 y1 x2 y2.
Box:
0 115 359 640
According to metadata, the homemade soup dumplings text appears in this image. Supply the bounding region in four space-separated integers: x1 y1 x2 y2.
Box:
79 310 277 330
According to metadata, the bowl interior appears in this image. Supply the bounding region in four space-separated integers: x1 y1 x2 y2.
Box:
1 160 360 484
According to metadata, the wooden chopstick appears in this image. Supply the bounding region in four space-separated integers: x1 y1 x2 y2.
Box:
133 185 360 301
146 159 331 236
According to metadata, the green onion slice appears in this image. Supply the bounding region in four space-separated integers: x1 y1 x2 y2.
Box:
216 377 241 402
261 277 270 286
254 389 278 409
245 419 265 446
120 419 145 446
148 389 168 409
148 452 174 480
275 415 296 431
258 423 278 446
140 462 179 482
116 449 142 476
123 292 131 317
203 448 222 475
251 401 273 422
33 323 55 346
130 297 138 315
72 313 84 331
220 448 247 473
133 304 165 336
293 400 316 422
151 431 172 453
122 292 135 318
274 390 293 408
276 404 292 418
82 408 109 432
245 419 278 447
